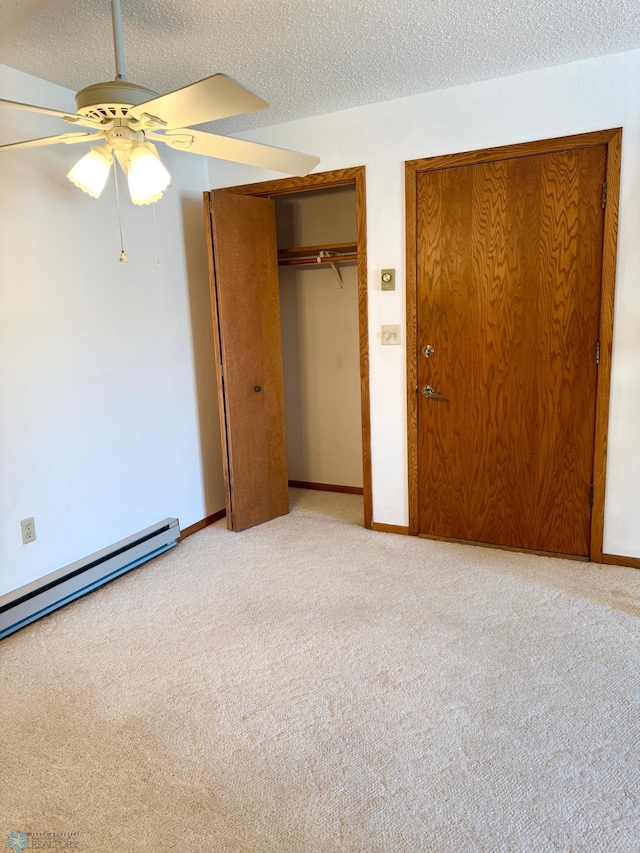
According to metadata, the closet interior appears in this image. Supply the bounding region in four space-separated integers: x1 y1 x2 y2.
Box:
274 185 363 493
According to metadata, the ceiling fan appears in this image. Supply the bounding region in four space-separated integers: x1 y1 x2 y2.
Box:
0 0 320 206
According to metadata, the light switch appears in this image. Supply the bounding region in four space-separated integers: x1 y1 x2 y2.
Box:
381 269 395 290
381 324 401 345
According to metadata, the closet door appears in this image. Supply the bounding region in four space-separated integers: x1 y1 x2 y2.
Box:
205 190 289 531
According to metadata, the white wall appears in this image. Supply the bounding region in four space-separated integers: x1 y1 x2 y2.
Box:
0 64 225 596
209 49 640 558
280 265 363 488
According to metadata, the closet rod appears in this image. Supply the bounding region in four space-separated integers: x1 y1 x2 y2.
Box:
278 253 358 267
278 241 357 260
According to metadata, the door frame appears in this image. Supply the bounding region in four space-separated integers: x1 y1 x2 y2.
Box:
225 166 372 530
405 129 622 561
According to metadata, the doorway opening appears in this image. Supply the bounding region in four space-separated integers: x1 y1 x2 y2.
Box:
206 167 371 530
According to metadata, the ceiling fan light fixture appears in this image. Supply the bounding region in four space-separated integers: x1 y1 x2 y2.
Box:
126 142 171 205
1 0 320 211
67 144 113 198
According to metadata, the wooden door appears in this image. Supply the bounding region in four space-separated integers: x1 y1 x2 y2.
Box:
416 146 606 557
205 190 289 531
214 167 373 530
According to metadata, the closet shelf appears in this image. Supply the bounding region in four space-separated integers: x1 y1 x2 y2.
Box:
277 242 358 267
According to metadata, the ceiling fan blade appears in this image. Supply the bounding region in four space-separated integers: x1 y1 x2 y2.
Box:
149 128 320 177
0 132 103 151
128 74 268 130
0 98 104 129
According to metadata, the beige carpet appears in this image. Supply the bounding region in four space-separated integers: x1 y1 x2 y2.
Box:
1 489 638 852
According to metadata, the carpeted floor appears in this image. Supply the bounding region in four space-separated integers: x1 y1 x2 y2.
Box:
1 489 638 852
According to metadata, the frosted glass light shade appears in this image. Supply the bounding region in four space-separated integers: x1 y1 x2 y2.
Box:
67 145 113 198
127 143 171 205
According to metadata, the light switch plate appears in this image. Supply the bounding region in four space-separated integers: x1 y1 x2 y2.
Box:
381 269 395 291
381 324 401 345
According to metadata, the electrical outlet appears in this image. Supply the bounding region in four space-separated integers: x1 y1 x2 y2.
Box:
21 517 36 544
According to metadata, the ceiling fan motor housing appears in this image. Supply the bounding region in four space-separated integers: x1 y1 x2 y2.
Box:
75 80 158 122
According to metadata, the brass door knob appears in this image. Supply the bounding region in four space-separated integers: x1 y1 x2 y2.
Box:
422 385 445 400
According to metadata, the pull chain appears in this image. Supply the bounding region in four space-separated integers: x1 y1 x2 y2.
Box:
152 202 160 265
113 160 127 264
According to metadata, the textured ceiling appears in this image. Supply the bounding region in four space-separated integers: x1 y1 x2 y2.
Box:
1 0 640 134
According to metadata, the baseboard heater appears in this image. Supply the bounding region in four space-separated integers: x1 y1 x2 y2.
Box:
0 518 180 641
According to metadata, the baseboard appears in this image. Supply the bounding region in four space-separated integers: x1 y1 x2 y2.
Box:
602 553 640 569
179 509 226 540
371 522 410 535
0 519 179 641
288 480 364 495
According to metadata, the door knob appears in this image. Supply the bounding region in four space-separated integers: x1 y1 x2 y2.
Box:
421 344 435 358
422 385 446 400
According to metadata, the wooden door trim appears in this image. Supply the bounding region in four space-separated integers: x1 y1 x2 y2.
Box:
203 196 234 526
226 166 365 197
223 167 373 530
590 132 622 562
406 129 622 560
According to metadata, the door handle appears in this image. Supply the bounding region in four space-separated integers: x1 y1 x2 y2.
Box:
422 385 446 400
